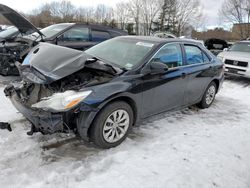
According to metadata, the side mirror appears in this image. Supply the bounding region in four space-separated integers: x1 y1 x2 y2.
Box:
223 48 228 51
150 61 169 74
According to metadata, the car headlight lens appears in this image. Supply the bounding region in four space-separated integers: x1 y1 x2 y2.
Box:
217 56 224 62
32 90 92 112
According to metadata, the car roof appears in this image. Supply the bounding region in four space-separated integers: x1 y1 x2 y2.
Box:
73 23 127 34
116 36 202 45
49 23 75 27
238 40 250 43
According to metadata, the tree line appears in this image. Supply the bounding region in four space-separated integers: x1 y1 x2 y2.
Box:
0 0 203 36
220 0 250 39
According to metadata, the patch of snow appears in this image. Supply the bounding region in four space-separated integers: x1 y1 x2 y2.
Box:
0 79 250 188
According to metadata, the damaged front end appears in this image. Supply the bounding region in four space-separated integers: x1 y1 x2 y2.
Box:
0 3 44 76
0 38 37 76
4 43 118 135
5 84 65 135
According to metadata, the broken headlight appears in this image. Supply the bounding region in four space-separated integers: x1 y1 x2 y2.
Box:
32 90 92 112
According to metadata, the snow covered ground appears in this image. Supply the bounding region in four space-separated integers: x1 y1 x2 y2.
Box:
0 78 250 188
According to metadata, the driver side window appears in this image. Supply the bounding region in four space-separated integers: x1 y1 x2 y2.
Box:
59 27 90 42
151 43 183 68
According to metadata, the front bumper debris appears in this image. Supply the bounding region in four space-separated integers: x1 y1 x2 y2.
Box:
4 85 64 135
0 122 12 132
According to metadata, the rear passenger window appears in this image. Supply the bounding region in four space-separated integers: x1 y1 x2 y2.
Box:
92 30 111 42
184 45 210 65
151 43 183 68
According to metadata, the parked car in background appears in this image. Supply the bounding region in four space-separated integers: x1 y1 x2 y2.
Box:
179 36 205 46
153 32 205 46
218 41 250 78
30 23 127 51
0 4 127 76
205 38 228 56
5 36 224 149
152 32 177 39
0 26 20 42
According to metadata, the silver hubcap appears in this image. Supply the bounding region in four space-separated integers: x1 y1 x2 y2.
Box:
206 85 216 105
103 109 130 143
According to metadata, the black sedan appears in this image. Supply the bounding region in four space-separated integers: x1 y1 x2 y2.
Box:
29 23 127 51
5 36 224 149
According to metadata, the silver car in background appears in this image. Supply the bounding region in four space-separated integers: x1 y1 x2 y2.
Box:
218 41 250 78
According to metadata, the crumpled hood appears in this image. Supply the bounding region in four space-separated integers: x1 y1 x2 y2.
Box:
218 51 250 62
0 4 43 37
21 42 88 83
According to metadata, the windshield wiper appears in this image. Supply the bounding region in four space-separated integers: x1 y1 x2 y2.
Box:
85 56 124 75
102 62 118 74
85 57 99 64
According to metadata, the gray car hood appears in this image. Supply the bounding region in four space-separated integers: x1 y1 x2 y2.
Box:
21 43 88 83
0 4 43 37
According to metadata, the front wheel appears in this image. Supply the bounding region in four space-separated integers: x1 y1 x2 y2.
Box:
198 81 217 109
89 101 134 149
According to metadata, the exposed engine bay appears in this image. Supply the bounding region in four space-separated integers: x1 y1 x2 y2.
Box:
0 38 37 76
4 66 115 135
11 67 114 107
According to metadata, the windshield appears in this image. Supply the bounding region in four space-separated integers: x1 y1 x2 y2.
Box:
85 38 155 69
229 42 250 53
0 27 18 38
31 23 74 39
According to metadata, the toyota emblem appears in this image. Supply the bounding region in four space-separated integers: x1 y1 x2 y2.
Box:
233 61 238 66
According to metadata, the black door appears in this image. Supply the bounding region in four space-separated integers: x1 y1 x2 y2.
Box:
57 26 95 50
182 44 216 105
141 43 189 117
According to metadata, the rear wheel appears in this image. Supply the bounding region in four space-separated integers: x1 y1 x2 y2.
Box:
198 81 217 109
89 101 134 149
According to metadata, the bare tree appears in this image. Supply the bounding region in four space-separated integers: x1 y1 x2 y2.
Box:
220 0 245 23
157 0 202 36
141 0 164 35
48 0 75 22
175 0 202 36
127 0 143 35
94 4 114 24
115 2 130 30
159 0 178 32
84 7 96 23
219 0 249 38
75 7 95 23
28 1 115 27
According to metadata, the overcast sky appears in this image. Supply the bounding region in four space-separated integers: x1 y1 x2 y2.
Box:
0 0 225 28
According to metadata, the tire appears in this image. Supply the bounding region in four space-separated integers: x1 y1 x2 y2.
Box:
88 101 134 149
198 81 217 109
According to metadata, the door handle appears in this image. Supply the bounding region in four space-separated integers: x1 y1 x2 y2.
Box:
181 72 186 78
